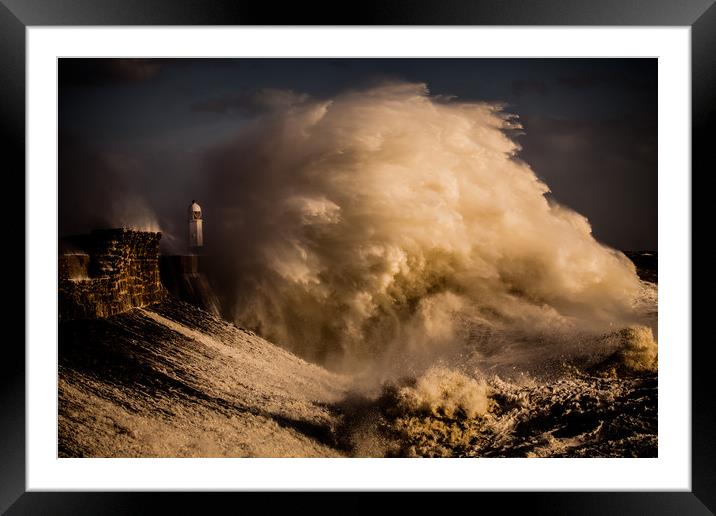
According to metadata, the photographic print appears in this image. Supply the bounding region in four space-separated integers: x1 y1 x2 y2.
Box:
58 58 657 459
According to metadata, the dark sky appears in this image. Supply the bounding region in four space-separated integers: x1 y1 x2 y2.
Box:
59 58 657 250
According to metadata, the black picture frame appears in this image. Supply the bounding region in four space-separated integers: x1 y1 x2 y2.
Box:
2 0 711 513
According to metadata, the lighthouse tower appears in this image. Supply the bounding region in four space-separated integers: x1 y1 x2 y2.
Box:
188 200 203 251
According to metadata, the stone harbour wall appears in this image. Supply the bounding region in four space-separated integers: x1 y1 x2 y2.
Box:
59 229 166 321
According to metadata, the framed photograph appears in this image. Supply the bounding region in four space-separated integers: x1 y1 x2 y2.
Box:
4 0 711 512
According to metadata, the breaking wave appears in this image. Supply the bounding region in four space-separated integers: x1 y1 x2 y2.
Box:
206 81 651 377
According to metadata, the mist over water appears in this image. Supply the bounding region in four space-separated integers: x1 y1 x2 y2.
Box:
203 82 654 378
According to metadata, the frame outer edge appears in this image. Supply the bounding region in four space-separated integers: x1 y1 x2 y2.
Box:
0 0 716 26
2 492 715 515
691 1 716 514
0 0 26 514
6 0 713 512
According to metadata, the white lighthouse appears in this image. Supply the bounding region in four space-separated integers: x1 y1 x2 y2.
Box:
188 200 203 251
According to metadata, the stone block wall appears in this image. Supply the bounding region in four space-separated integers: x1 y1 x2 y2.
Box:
58 253 90 280
59 229 166 320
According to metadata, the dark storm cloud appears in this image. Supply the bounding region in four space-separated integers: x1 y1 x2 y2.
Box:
58 133 160 237
511 79 549 97
191 89 310 116
521 115 655 155
557 72 614 89
59 133 127 233
59 58 163 87
517 112 657 250
557 70 654 93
